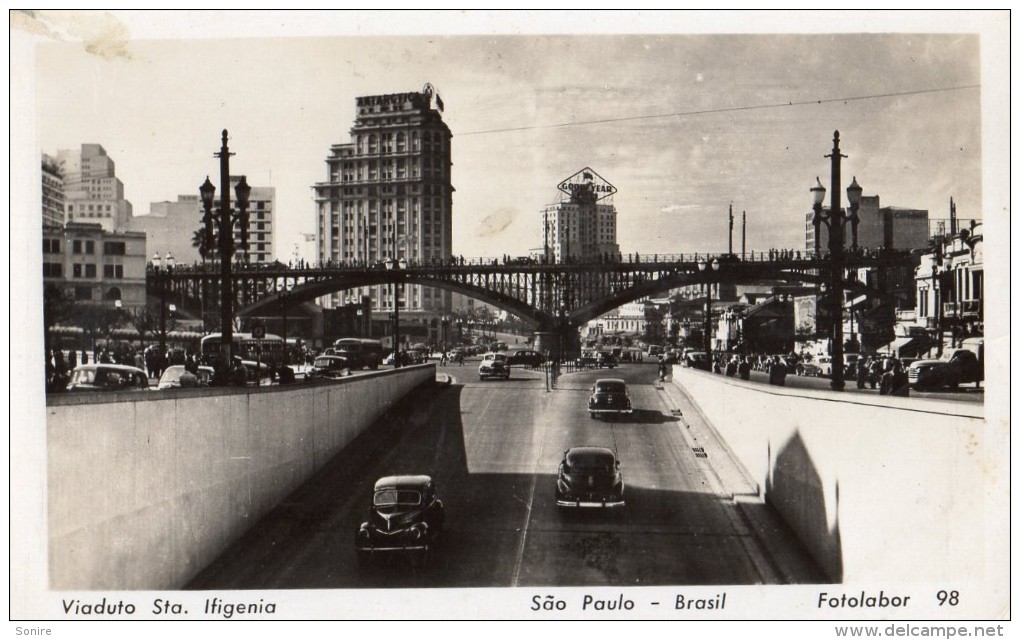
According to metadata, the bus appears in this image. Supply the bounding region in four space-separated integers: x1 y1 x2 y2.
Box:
331 338 384 370
200 332 287 367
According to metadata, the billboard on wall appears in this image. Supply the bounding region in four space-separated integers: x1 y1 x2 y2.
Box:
557 167 617 201
794 295 817 336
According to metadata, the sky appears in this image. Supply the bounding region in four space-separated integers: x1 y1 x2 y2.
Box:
18 11 1001 263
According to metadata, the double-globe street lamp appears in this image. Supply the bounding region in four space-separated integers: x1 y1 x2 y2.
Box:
810 130 864 391
698 257 720 371
152 251 176 358
199 130 252 379
386 257 407 367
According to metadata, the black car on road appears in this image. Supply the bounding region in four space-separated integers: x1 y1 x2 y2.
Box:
588 378 633 418
506 349 544 367
556 447 625 509
355 475 445 566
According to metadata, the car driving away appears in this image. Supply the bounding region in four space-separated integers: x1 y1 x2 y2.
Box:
556 447 625 509
588 378 633 419
478 352 510 380
308 355 350 379
355 475 445 567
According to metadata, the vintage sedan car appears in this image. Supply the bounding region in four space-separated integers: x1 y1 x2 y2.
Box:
355 475 445 565
478 352 510 380
156 364 214 389
556 447 625 508
588 378 633 418
307 355 351 379
506 349 544 367
595 352 618 369
66 364 149 392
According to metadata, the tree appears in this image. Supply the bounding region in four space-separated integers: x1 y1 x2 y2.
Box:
129 307 157 347
43 284 74 350
192 227 216 262
70 303 125 354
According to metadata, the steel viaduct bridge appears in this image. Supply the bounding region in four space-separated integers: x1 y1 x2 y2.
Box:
154 250 916 354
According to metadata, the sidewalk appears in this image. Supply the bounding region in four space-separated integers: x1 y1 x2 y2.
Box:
654 376 759 500
655 376 828 583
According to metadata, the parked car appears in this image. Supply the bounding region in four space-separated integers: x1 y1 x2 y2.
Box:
797 361 822 377
814 355 833 377
555 447 625 508
908 347 984 390
156 364 214 389
478 352 510 380
506 349 544 367
588 378 633 418
308 355 351 379
683 351 709 370
66 364 149 392
355 475 445 566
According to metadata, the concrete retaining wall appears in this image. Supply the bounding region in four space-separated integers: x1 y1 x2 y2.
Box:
672 366 986 583
46 364 435 590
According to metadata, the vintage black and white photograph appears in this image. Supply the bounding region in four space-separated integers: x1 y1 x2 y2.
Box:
10 9 1010 628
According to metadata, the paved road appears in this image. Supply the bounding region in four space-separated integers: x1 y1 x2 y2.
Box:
186 363 825 589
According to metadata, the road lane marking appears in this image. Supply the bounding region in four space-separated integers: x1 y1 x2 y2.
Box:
510 391 553 587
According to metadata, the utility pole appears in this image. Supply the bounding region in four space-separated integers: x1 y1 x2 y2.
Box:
742 210 746 261
728 203 734 256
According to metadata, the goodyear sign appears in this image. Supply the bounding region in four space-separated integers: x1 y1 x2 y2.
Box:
557 167 617 202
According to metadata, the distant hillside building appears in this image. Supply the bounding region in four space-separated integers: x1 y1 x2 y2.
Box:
57 144 133 233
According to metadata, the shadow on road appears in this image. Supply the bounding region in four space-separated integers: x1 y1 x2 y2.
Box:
185 377 828 590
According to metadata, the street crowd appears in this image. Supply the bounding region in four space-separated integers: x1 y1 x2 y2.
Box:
668 350 912 396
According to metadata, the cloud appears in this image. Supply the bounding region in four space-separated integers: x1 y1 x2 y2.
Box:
660 204 700 214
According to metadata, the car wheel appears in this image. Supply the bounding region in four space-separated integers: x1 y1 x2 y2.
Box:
589 412 597 419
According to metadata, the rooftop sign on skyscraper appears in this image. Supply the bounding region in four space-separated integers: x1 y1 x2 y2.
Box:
557 167 617 201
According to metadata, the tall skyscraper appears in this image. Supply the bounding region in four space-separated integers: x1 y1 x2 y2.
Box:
314 88 453 321
57 144 133 233
542 171 620 263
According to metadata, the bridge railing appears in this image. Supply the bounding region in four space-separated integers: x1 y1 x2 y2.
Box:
158 248 910 277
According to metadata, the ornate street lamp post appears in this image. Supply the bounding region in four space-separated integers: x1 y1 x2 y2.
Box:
698 258 720 371
198 130 251 380
386 257 406 367
810 130 864 391
152 251 175 358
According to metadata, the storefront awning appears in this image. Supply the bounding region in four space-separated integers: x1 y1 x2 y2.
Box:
877 336 928 358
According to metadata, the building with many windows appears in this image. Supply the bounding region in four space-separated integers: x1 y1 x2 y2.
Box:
57 144 133 233
541 178 620 263
313 88 454 332
130 182 276 266
914 220 983 352
805 195 928 253
42 153 65 229
42 222 148 310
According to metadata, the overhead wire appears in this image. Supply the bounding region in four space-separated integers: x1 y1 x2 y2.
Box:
455 84 980 137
